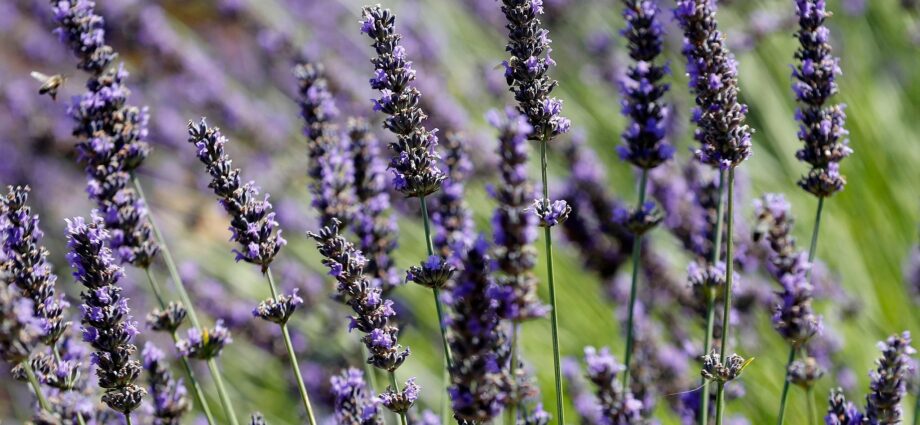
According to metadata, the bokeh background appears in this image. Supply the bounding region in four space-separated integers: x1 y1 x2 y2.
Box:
1 0 919 423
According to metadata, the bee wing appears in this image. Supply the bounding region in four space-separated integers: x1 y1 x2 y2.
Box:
30 71 50 82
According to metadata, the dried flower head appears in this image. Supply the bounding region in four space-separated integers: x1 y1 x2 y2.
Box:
701 350 749 383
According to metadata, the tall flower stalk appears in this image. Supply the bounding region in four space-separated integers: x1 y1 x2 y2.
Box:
783 1 853 423
498 1 572 421
616 0 673 392
49 1 222 422
187 119 316 425
360 4 455 396
675 0 753 423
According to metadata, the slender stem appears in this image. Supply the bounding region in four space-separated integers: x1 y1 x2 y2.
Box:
806 386 817 425
806 197 825 276
207 359 239 425
506 324 520 425
144 268 217 425
388 371 409 425
622 170 649 391
715 168 737 421
701 169 726 425
266 269 318 425
124 414 133 425
539 136 565 425
419 195 455 369
23 361 51 412
51 347 88 425
776 347 797 425
715 383 725 425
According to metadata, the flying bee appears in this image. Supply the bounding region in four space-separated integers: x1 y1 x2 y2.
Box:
30 71 66 101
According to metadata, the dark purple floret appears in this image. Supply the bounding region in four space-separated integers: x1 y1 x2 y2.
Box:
700 350 748 384
65 213 146 415
407 254 456 290
582 346 643 424
531 198 572 228
499 0 571 140
431 133 475 263
331 368 383 425
308 221 410 374
176 320 232 360
252 289 302 325
446 237 511 422
187 119 286 272
0 282 42 364
348 119 401 291
865 331 915 424
52 0 158 268
487 108 547 322
146 302 187 333
674 0 753 170
360 6 446 197
379 378 419 414
617 0 673 170
142 342 190 425
792 0 852 197
825 388 863 425
1 186 70 345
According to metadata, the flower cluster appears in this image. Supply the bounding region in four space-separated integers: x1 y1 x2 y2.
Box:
378 378 420 415
700 350 748 384
187 119 286 272
1 186 69 345
487 108 547 322
361 6 446 197
617 0 674 169
146 302 188 333
331 368 383 425
583 346 643 423
675 0 752 169
0 282 42 364
613 201 663 236
252 290 303 325
792 0 852 197
498 0 571 140
825 388 862 425
787 356 825 389
348 119 401 291
753 194 821 346
308 221 410 373
66 214 146 415
531 199 572 228
176 321 232 360
446 237 511 422
53 0 158 268
142 342 190 425
431 133 475 262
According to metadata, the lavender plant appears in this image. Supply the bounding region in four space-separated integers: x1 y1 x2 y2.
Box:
331 368 384 425
0 280 51 413
65 214 146 422
583 346 643 424
675 0 753 422
498 0 572 420
785 0 853 422
308 221 416 424
359 4 455 405
142 342 191 425
616 0 673 394
186 119 316 424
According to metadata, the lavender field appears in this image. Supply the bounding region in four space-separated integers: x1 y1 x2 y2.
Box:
1 0 919 424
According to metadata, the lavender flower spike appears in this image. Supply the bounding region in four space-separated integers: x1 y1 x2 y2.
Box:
187 119 286 272
865 332 916 424
0 282 42 365
331 368 383 425
583 346 643 423
447 237 511 422
66 213 146 416
618 0 673 170
674 0 753 170
360 5 446 197
143 342 191 425
1 186 70 346
825 388 863 425
793 0 852 197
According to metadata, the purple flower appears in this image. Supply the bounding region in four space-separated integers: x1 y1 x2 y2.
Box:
1 186 69 345
378 378 419 414
252 289 303 325
51 0 117 73
618 0 673 170
825 388 863 425
407 255 455 290
0 284 42 364
792 0 852 197
582 346 643 423
66 213 146 414
176 320 232 360
531 198 572 228
499 0 570 140
142 342 190 424
446 237 511 422
187 119 286 272
430 133 475 263
360 6 445 197
331 368 383 425
865 332 916 424
674 0 753 169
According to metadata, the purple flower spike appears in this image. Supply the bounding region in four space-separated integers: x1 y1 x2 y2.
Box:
331 368 383 425
865 332 916 424
187 119 286 272
0 284 42 364
379 377 419 414
793 0 852 197
674 0 753 170
582 346 643 423
142 342 190 424
66 213 146 414
430 133 475 262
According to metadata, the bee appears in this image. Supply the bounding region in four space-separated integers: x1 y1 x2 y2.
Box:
30 71 67 101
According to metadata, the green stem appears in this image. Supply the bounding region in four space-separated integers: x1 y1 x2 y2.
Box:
389 371 409 425
51 347 88 425
715 168 737 423
622 170 649 391
23 361 51 412
806 386 817 425
419 195 455 369
701 169 726 425
715 383 725 425
143 268 217 425
266 269 318 425
776 347 797 425
207 359 239 425
124 414 133 425
540 136 565 425
806 197 825 276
